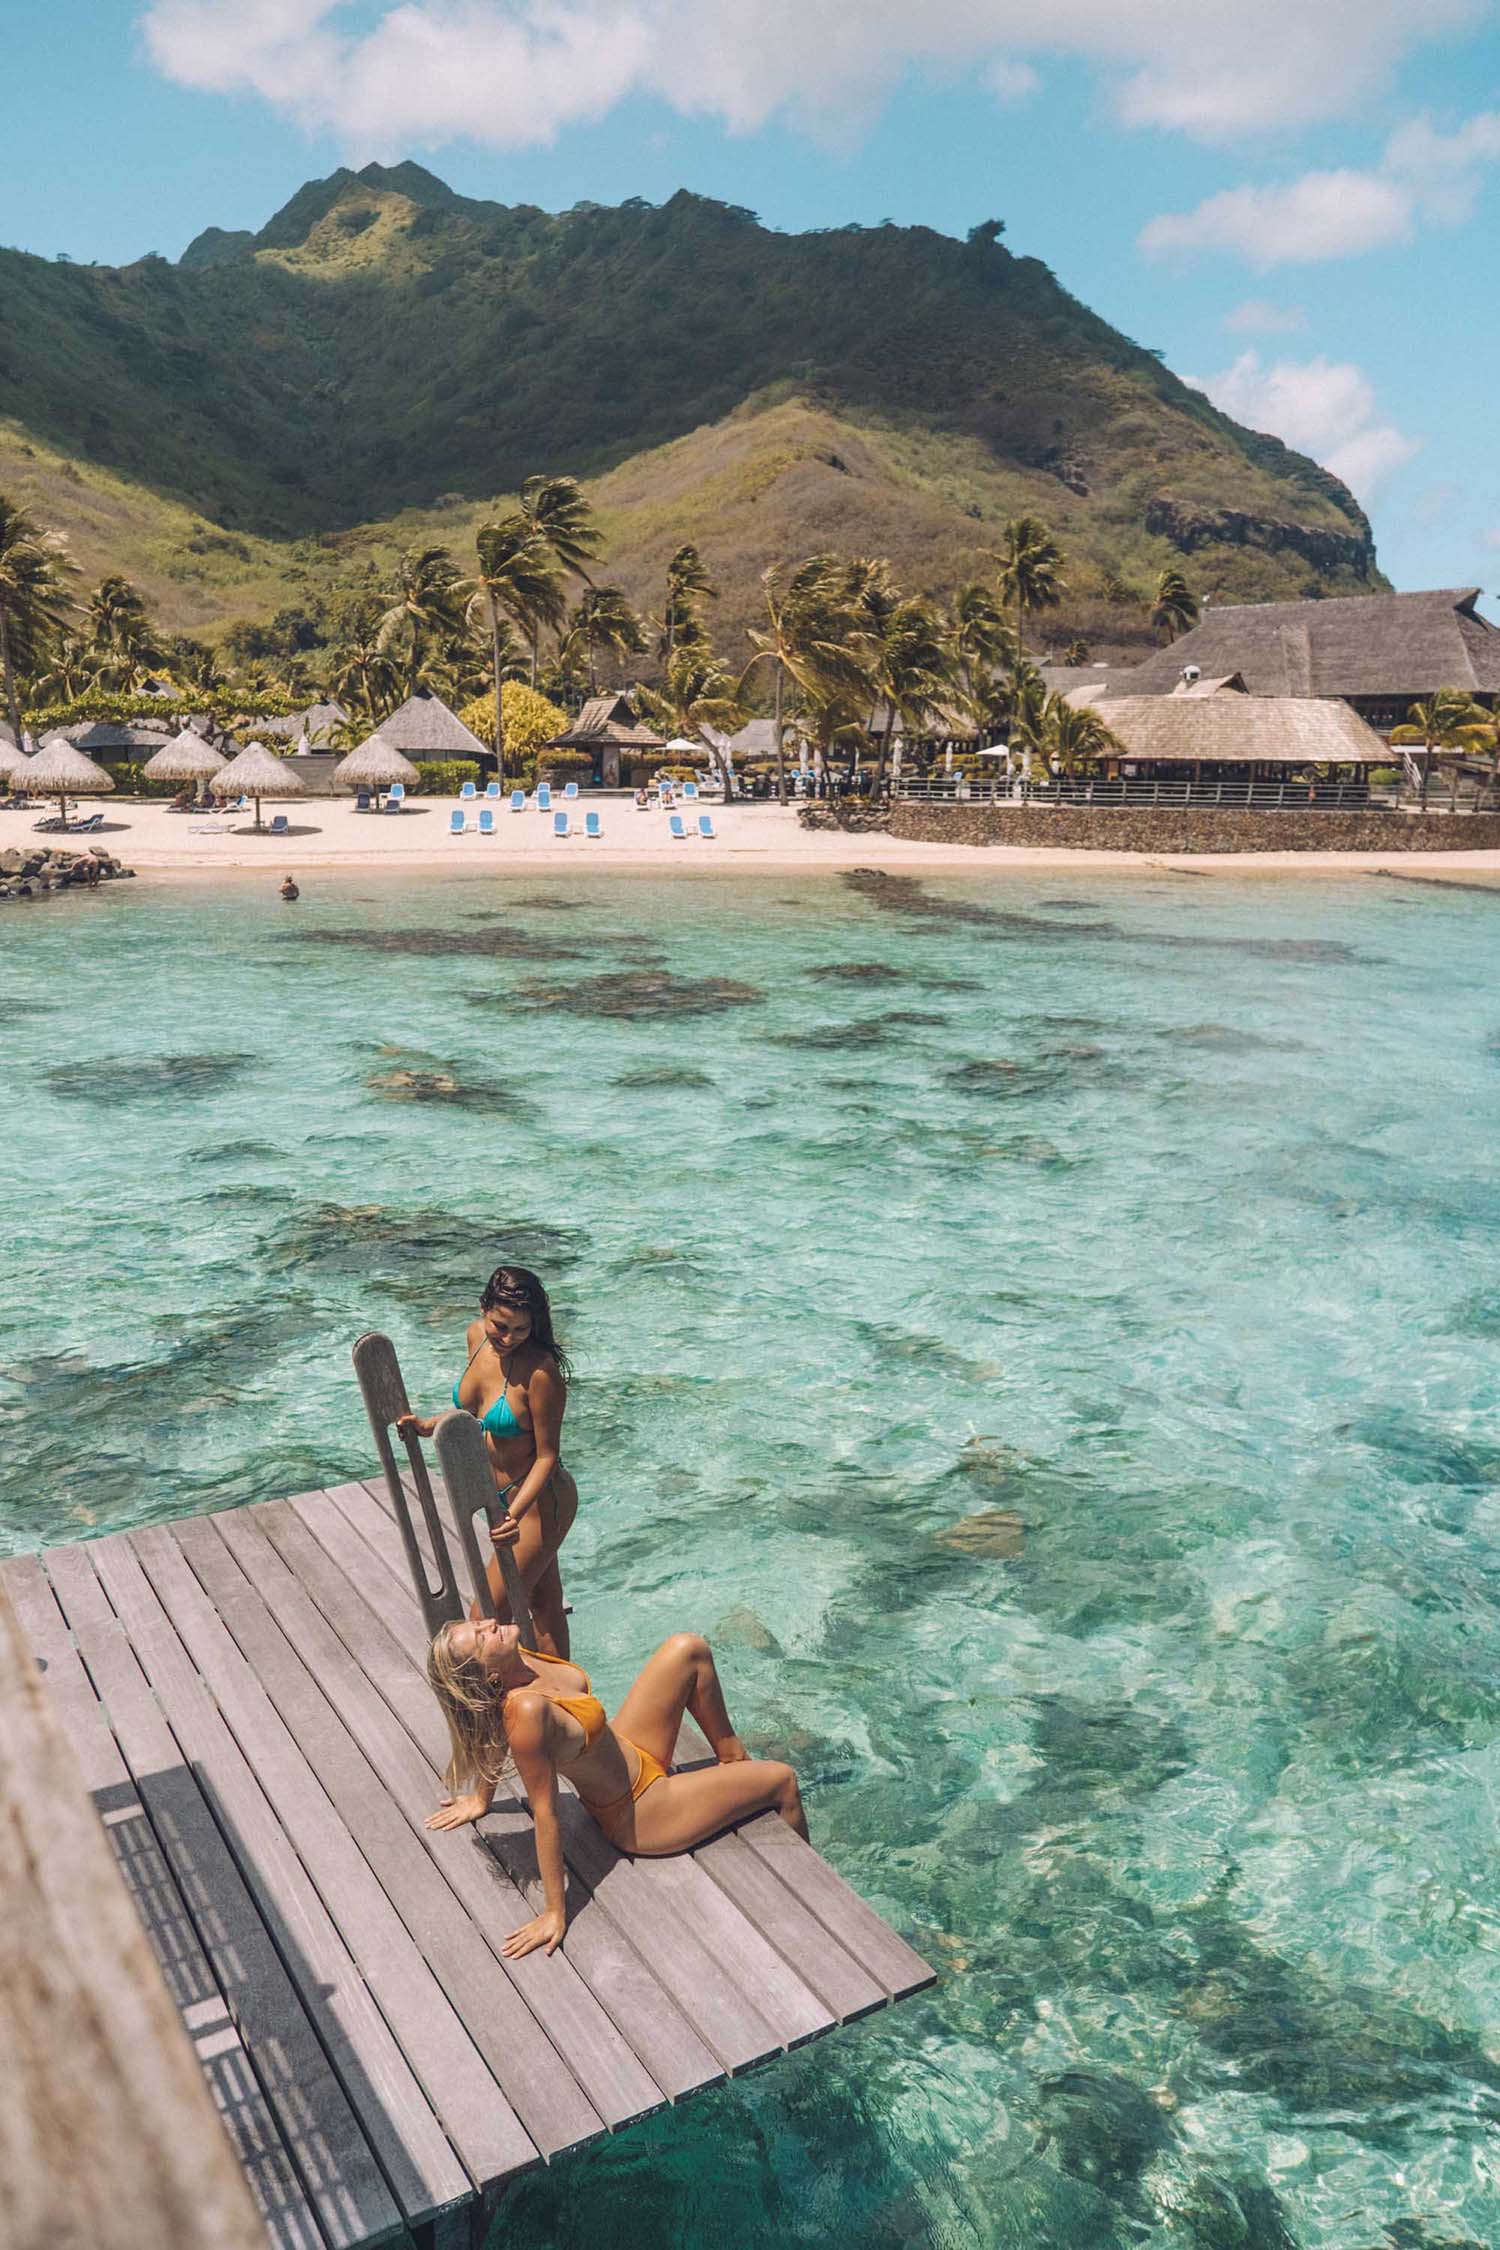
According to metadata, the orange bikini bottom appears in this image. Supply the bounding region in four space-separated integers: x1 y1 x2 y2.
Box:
585 1737 667 1842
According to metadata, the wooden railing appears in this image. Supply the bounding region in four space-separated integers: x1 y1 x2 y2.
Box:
889 775 1500 813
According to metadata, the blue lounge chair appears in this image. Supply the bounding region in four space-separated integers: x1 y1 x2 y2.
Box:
459 780 476 801
382 794 403 814
536 783 553 811
71 812 105 834
355 788 372 812
585 810 602 838
509 789 525 812
563 781 579 800
269 813 289 836
668 813 688 840
485 780 501 800
553 810 570 838
683 780 699 801
449 809 467 835
388 782 406 807
697 812 717 839
478 807 495 836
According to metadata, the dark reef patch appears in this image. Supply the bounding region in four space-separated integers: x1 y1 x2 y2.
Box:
612 1065 715 1090
43 1052 256 1104
291 923 585 961
508 970 764 1019
361 1046 531 1111
1158 1022 1305 1052
259 1203 583 1309
770 1009 933 1050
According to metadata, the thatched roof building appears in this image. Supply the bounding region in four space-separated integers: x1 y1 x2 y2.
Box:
1090 692 1392 769
260 700 349 744
545 693 665 786
1124 589 1500 728
368 692 487 763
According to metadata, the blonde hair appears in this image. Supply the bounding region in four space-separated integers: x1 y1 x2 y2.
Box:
427 1623 512 1795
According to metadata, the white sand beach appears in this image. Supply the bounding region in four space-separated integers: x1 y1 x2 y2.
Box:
7 793 1500 881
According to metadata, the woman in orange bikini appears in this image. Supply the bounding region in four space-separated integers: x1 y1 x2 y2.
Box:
397 1264 578 1659
425 1619 808 1957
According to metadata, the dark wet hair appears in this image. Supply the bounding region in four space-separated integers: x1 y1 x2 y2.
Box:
480 1265 571 1382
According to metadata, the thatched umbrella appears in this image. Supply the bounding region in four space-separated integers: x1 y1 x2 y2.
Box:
0 732 33 785
142 727 227 807
27 735 115 826
209 740 307 833
332 734 419 810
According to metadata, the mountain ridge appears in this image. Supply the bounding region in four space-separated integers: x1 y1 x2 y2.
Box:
0 166 1385 650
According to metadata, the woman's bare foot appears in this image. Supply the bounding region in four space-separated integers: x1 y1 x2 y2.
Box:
715 1734 750 1765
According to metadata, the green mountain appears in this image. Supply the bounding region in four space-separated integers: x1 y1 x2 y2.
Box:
0 163 1385 653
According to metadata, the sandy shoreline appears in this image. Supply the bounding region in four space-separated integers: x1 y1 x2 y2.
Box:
8 794 1500 883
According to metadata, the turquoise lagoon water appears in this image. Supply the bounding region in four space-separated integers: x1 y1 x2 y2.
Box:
6 863 1500 2248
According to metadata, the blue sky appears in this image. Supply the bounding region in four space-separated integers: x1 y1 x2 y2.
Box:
6 1 1499 596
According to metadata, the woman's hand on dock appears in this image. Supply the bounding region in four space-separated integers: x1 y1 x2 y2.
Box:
395 1411 438 1439
423 1792 491 1831
502 1908 566 1959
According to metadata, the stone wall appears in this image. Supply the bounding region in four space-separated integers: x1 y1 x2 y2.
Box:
886 805 1500 854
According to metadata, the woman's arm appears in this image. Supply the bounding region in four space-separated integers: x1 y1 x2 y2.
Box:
496 1361 565 1529
504 1696 567 1956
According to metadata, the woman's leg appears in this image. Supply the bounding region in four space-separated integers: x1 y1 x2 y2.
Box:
618 1759 807 1855
610 1633 748 1772
472 1471 579 1654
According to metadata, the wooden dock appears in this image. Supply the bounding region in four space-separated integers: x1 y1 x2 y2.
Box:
0 1468 934 2249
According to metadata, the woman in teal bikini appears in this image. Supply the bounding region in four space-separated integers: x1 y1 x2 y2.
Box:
397 1265 579 1659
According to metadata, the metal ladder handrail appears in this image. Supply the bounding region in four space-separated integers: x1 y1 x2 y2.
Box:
352 1330 534 1647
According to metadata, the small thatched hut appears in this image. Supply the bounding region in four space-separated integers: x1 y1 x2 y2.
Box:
210 742 307 831
259 700 349 745
142 729 228 803
543 693 665 787
367 692 489 769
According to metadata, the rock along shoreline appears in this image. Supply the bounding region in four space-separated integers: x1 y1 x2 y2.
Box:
0 846 138 903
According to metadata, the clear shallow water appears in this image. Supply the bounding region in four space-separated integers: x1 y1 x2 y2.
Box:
6 864 1500 2248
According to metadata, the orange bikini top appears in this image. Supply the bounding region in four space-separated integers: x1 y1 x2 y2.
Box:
520 1646 607 1747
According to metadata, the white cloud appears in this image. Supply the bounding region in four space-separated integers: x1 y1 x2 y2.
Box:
1144 103 1500 268
1483 526 1500 552
1189 350 1420 502
985 58 1040 104
1224 298 1306 334
1141 171 1412 265
137 0 1483 154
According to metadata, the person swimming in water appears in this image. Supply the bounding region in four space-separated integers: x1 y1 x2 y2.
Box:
397 1264 578 1658
425 1619 807 1955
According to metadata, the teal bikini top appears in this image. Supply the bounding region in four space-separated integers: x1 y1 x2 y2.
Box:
453 1348 523 1439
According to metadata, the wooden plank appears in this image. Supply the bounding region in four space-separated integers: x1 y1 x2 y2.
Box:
127 1521 543 2188
0 1573 270 2250
313 1482 824 2064
694 1831 886 2024
47 1535 471 2236
194 1508 657 2141
1 1557 335 2250
254 1498 723 2108
736 1816 937 2003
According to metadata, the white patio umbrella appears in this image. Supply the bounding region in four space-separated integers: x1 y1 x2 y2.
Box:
209 741 307 833
27 735 115 826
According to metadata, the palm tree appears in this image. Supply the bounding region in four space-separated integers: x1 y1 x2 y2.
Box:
468 517 564 785
869 595 952 800
84 575 162 686
948 581 1014 746
1151 568 1199 644
660 543 718 662
518 475 600 682
741 557 880 804
1039 692 1121 779
376 546 465 701
1390 688 1492 809
636 645 746 800
563 586 644 695
331 628 401 728
995 515 1066 653
0 496 74 745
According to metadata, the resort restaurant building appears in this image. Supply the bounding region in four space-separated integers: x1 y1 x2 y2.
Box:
360 690 491 771
542 693 665 787
1080 682 1394 793
1121 587 1500 734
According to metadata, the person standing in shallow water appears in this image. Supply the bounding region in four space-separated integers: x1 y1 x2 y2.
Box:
280 875 299 901
397 1265 579 1658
